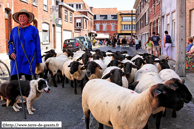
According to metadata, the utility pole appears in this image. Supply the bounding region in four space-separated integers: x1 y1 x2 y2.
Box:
175 0 186 76
131 10 133 40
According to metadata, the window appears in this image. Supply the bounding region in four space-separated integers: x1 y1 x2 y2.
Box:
111 15 117 19
33 0 37 6
96 24 100 31
96 15 100 20
70 12 72 23
76 4 81 9
133 25 136 30
103 24 107 31
133 17 136 21
122 17 131 21
20 0 28 3
111 23 115 31
108 15 111 20
122 25 131 30
44 0 48 11
172 20 175 41
69 4 73 8
90 18 92 27
191 10 194 36
100 15 107 20
65 10 68 21
146 11 149 25
76 19 81 28
85 20 87 29
42 23 49 43
52 0 55 6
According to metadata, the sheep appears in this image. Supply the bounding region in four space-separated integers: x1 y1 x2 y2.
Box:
159 69 181 82
159 69 192 118
82 79 184 129
101 66 128 88
154 59 170 72
62 60 86 94
107 59 121 67
45 55 69 87
81 61 103 80
120 60 138 84
103 56 112 66
134 72 177 129
131 54 143 61
134 64 159 82
131 57 145 69
35 49 57 78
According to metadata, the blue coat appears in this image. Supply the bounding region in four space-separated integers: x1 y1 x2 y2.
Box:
8 25 42 76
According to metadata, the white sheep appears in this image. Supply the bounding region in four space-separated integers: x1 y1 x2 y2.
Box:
131 54 143 61
62 60 86 94
134 64 158 82
101 66 128 88
82 79 183 129
103 56 112 66
159 69 181 82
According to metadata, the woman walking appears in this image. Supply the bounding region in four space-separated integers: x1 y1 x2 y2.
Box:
164 31 172 60
144 37 154 54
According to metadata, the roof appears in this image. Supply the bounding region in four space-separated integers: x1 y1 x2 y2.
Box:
63 0 91 11
118 10 136 13
92 8 118 15
74 11 84 16
63 0 83 3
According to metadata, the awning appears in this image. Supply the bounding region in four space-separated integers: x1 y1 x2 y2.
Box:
95 33 109 39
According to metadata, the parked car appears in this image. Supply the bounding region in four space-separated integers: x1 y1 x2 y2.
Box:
74 36 92 50
63 38 85 52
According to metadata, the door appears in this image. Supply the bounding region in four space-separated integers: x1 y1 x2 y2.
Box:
56 26 62 50
63 30 72 41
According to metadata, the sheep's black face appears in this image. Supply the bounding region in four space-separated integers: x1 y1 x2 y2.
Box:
82 53 90 65
152 84 184 111
107 60 119 67
158 59 170 69
166 78 192 103
86 62 99 77
69 61 82 74
113 51 125 61
122 62 133 78
109 69 123 86
93 55 100 60
133 58 144 69
145 55 155 64
67 49 74 57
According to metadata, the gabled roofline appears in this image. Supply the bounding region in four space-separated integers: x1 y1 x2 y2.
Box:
133 0 141 9
78 10 94 16
74 15 89 20
59 2 76 12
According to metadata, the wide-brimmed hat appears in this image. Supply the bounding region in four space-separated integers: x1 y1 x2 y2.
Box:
13 9 34 24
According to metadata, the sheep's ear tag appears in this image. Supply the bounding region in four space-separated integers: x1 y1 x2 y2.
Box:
153 90 162 98
82 66 85 69
98 66 101 69
77 59 81 61
123 75 126 77
53 54 56 57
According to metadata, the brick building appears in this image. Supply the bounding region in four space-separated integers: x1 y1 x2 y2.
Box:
63 0 94 37
186 0 194 40
0 0 76 56
93 8 118 39
149 0 161 36
133 0 149 46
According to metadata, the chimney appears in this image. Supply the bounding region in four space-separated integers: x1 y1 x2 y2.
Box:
90 6 93 12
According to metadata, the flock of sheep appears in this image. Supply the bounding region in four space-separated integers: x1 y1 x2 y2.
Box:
36 48 192 129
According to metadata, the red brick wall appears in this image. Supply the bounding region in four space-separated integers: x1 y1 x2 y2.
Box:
94 20 118 36
186 0 194 41
149 0 161 36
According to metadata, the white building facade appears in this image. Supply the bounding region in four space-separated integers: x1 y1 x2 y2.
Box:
161 0 176 60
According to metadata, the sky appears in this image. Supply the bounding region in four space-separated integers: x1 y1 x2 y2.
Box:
84 0 136 10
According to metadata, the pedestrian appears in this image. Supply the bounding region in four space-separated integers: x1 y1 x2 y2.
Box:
117 38 120 48
8 9 42 81
112 35 117 49
138 39 142 49
93 38 96 46
122 36 127 48
144 37 154 54
151 32 161 58
186 37 194 52
164 30 172 60
135 36 139 50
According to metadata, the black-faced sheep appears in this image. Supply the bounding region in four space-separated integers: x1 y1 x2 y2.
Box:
82 79 184 129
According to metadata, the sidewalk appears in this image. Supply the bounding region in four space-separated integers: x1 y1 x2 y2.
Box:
130 46 194 103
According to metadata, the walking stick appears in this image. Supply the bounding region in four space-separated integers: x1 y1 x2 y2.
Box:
12 43 27 119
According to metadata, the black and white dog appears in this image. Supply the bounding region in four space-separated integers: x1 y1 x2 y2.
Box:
5 78 50 114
